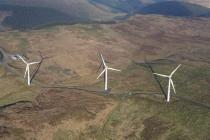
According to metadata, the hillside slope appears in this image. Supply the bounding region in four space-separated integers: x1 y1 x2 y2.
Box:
0 0 209 21
181 0 210 8
0 5 83 30
152 0 210 8
89 0 150 13
140 1 210 17
87 0 210 14
0 0 121 21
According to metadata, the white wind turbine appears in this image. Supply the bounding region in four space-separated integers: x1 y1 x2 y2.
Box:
97 54 121 92
153 64 181 102
17 55 41 86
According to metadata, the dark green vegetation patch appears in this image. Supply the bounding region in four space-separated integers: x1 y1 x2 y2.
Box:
0 5 88 30
140 1 210 17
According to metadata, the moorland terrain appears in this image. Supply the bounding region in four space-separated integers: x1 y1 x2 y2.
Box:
0 1 210 140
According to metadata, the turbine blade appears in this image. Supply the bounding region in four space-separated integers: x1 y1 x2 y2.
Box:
171 64 181 76
100 54 106 67
170 79 176 94
108 67 121 72
97 69 106 79
24 65 28 78
153 73 169 78
28 66 30 85
17 55 27 64
29 61 41 65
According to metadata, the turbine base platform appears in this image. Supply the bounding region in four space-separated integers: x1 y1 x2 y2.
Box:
104 88 111 94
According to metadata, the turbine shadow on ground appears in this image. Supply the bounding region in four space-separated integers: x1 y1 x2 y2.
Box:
135 58 168 100
30 60 42 84
30 52 52 84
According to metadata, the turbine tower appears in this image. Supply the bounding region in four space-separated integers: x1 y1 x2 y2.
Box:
17 55 41 86
97 54 121 92
153 64 181 102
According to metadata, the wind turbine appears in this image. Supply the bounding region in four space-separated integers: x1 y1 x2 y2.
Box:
17 55 41 86
97 54 121 92
153 64 181 102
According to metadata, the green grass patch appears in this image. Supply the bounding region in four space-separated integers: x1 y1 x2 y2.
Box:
0 75 39 106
